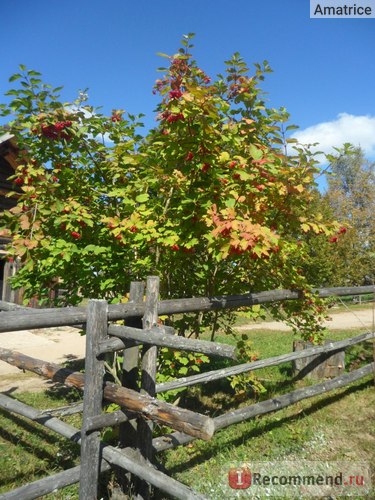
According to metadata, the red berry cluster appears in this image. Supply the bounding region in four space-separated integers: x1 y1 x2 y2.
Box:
329 226 347 244
169 89 183 100
38 121 73 140
111 111 122 122
160 111 184 123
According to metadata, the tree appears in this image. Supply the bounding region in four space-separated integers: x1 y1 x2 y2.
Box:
324 147 375 286
0 36 339 343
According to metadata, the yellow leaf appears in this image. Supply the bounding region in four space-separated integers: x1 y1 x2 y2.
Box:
219 152 230 163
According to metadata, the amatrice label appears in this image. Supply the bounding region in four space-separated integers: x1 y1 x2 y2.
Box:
310 0 375 17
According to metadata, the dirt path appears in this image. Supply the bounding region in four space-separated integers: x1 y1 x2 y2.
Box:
0 326 85 392
0 308 374 392
236 307 375 332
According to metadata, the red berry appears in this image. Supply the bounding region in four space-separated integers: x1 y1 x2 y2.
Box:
329 236 338 243
256 184 265 192
169 89 183 99
167 113 184 123
338 227 347 234
130 226 137 233
55 122 65 131
71 231 81 239
196 358 203 364
201 163 210 173
14 177 23 186
171 244 180 251
228 161 237 169
185 151 194 161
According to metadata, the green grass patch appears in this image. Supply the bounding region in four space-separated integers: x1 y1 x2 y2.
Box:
0 388 82 499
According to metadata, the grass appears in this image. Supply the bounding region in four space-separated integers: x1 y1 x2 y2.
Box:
159 322 374 498
0 315 374 499
0 387 82 499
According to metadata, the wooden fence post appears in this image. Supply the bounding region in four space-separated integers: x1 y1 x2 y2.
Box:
117 281 144 495
79 299 108 500
136 276 160 499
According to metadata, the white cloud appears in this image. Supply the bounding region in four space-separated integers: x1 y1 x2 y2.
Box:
291 113 375 163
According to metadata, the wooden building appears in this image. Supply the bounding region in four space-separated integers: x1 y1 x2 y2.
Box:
0 132 22 303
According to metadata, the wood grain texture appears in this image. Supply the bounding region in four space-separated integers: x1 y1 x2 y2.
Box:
79 299 108 500
1 286 373 332
0 347 214 440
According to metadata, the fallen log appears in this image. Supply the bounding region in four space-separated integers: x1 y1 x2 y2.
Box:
0 348 214 441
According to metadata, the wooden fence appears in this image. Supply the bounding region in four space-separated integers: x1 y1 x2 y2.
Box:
0 281 373 499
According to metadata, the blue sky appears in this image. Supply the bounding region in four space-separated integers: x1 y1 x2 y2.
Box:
1 0 375 173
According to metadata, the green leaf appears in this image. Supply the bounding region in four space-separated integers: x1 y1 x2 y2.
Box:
136 193 149 203
249 144 263 160
9 74 22 82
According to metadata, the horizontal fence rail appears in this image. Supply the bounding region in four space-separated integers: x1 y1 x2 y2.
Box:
153 362 375 452
0 393 206 500
156 330 375 393
0 283 373 498
0 347 214 441
0 285 373 332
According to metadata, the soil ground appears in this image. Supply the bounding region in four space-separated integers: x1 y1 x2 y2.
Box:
0 308 374 392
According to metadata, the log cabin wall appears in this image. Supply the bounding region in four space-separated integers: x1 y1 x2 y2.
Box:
0 133 22 303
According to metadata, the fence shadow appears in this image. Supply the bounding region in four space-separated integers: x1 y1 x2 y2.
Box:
166 378 373 475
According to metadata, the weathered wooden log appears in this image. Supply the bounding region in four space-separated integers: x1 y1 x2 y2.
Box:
1 286 372 332
120 281 144 449
315 286 374 298
106 324 237 359
39 402 84 417
136 276 160 499
153 362 374 452
0 394 206 500
79 300 108 500
0 347 214 440
292 339 345 379
85 409 130 433
0 466 83 500
156 331 375 393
